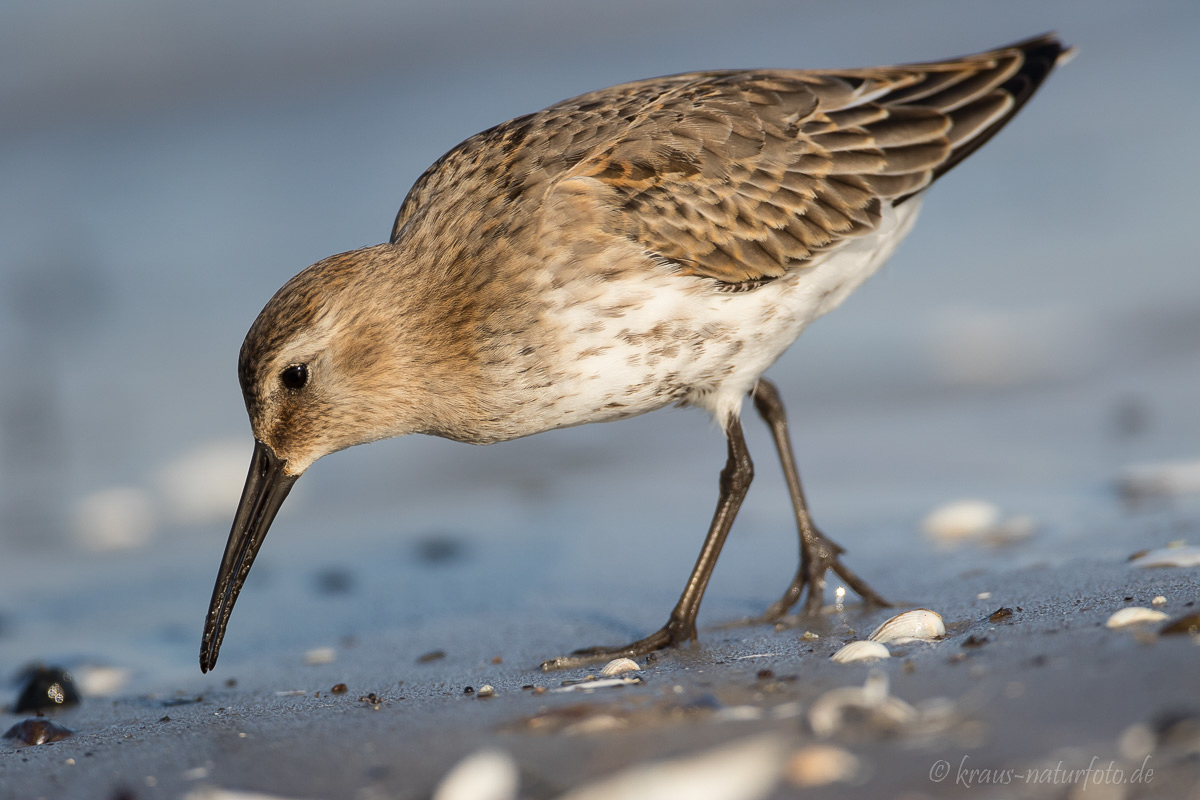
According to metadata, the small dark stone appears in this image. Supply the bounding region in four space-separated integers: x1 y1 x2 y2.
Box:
413 534 467 564
756 669 775 680
225 678 237 688
683 693 722 711
988 607 1015 623
313 567 355 595
330 683 348 695
463 686 475 695
364 765 390 781
3 718 74 746
13 666 81 713
962 634 988 648
1150 709 1200 747
417 650 446 663
158 715 171 723
358 693 381 704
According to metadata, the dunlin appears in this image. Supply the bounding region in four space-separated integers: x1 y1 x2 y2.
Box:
201 34 1070 672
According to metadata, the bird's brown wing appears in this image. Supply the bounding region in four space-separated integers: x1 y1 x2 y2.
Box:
546 34 1067 286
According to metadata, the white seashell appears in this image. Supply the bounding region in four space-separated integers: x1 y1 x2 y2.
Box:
476 684 496 698
921 500 999 542
1119 458 1200 500
182 788 306 800
714 706 765 723
809 670 917 738
73 665 132 697
1131 545 1200 569
1152 596 1167 605
73 486 156 551
303 647 336 665
868 609 946 644
600 657 641 676
550 676 643 693
433 749 519 800
557 735 787 800
830 641 890 663
1105 607 1169 628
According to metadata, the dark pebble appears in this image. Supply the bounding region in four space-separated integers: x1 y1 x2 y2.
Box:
313 567 355 595
962 634 988 648
417 650 446 664
3 718 74 746
330 683 348 695
413 534 466 564
988 607 1014 623
13 666 81 713
1151 709 1200 748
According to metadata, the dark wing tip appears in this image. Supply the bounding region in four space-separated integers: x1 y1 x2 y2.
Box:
924 33 1072 186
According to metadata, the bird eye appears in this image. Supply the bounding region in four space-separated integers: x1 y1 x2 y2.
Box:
280 364 309 390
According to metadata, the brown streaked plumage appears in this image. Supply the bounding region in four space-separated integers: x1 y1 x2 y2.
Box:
200 34 1071 673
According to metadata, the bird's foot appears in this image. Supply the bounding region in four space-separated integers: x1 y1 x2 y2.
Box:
762 528 889 621
540 618 694 671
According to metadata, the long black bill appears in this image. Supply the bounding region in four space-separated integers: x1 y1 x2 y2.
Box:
200 439 299 673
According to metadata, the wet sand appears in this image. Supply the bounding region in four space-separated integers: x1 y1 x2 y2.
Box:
3 537 1199 799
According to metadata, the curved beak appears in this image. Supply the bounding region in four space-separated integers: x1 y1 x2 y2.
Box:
200 439 299 673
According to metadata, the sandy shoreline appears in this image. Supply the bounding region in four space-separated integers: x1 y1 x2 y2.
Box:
5 543 1198 799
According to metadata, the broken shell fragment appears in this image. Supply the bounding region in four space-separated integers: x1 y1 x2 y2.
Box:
830 640 890 663
600 658 641 677
550 676 644 693
3 718 74 746
868 609 946 644
1106 607 1170 628
1131 545 1200 569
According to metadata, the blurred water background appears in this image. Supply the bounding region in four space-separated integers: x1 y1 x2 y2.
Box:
1 1 1197 691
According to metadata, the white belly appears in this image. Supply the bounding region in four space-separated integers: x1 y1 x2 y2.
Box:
531 197 924 433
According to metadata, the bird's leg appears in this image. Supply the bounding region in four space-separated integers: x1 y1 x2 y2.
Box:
540 417 754 671
751 378 889 619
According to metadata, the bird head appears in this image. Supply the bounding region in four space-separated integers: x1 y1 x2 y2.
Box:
199 244 451 672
